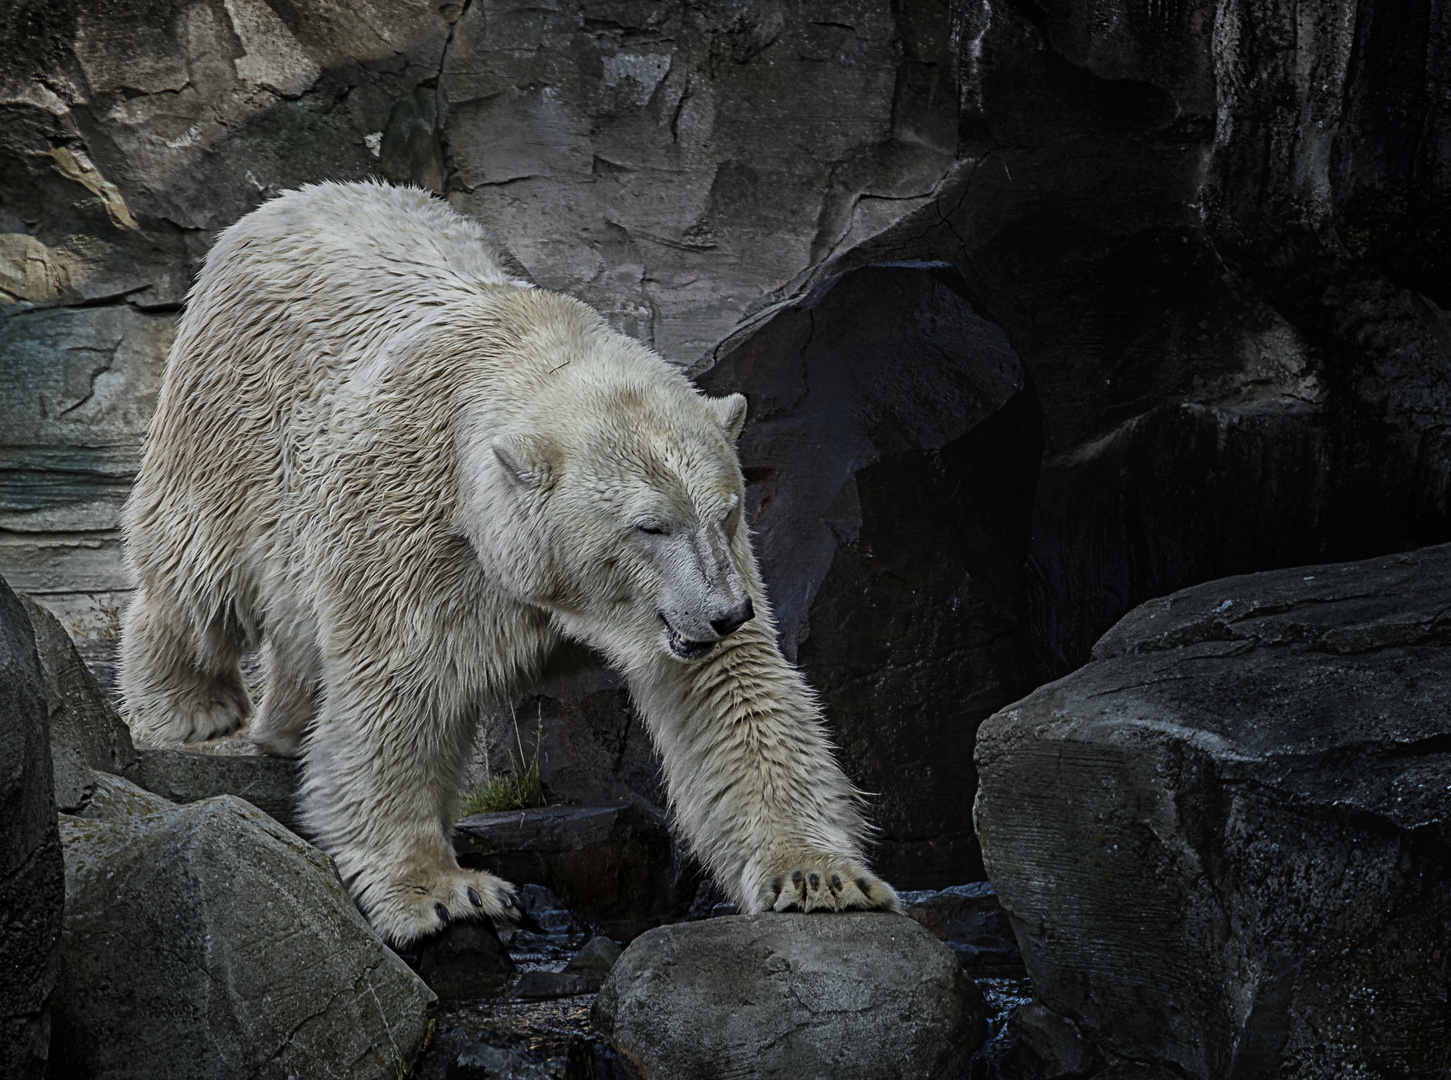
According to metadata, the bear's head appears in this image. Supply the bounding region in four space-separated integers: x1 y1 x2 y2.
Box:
469 328 759 671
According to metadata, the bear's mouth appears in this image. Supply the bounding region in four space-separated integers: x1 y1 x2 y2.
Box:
661 617 715 661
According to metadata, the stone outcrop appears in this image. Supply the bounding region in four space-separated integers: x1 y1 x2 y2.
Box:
0 578 64 1079
51 775 435 1079
975 544 1451 1079
20 595 137 811
593 913 986 1079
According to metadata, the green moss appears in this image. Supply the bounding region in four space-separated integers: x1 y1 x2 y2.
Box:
461 708 547 816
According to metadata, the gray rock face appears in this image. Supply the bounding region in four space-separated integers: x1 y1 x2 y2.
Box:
20 595 137 811
593 913 986 1079
975 544 1451 1079
440 1 957 362
51 776 435 1079
0 578 64 1079
454 804 686 940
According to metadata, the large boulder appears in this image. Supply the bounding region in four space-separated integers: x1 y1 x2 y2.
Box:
51 774 435 1079
975 543 1451 1079
0 578 64 1079
593 913 986 1078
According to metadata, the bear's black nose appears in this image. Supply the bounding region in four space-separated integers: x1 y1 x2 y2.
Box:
711 597 755 638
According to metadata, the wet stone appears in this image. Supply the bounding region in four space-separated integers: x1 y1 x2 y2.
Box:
900 881 1025 976
416 920 518 1001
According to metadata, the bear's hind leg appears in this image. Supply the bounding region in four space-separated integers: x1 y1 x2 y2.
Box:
302 679 516 946
120 587 252 746
249 638 319 758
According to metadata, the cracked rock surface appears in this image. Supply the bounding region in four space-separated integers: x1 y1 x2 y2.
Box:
593 912 987 1079
0 576 64 1080
975 543 1451 1079
51 776 435 1080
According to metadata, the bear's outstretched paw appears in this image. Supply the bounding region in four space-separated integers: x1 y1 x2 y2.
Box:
366 867 518 947
761 858 900 914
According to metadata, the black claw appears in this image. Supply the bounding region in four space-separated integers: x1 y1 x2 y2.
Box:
435 902 450 923
856 877 871 897
791 870 804 887
808 873 820 890
467 886 483 907
769 876 782 896
502 893 515 909
830 874 842 891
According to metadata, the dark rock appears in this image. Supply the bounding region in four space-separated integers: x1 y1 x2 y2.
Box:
51 777 434 1079
514 971 603 1001
416 920 518 1000
514 882 588 940
19 595 137 812
450 1039 578 1080
901 881 1024 975
564 936 622 978
455 805 684 940
699 260 1045 888
0 577 64 1079
1011 1002 1098 1079
975 544 1451 1079
593 913 987 1079
683 877 740 921
133 746 303 832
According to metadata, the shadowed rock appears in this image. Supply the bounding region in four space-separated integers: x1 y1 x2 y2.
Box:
976 543 1451 1078
0 578 64 1079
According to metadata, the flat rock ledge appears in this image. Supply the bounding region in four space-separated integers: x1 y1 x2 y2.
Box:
975 544 1451 1080
593 912 986 1079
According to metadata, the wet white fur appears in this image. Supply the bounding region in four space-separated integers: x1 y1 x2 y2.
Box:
120 181 897 944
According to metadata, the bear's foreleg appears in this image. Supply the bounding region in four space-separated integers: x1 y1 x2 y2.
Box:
633 617 899 916
300 671 516 946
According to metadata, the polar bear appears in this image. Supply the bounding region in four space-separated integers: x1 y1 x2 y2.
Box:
120 181 898 944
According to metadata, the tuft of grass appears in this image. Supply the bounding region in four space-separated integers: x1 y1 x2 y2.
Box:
462 706 546 815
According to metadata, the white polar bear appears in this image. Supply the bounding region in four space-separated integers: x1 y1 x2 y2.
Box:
120 181 898 944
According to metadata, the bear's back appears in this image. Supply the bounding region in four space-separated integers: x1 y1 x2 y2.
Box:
130 183 536 578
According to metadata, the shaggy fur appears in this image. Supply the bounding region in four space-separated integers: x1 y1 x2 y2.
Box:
121 181 897 944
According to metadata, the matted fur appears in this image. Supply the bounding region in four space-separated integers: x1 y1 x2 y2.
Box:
121 181 897 944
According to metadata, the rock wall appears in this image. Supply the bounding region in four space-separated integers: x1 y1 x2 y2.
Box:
4 0 1450 887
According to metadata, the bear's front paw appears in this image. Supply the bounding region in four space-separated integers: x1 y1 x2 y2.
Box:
760 857 900 914
366 867 518 947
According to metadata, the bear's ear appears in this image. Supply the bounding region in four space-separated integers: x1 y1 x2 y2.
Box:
708 393 748 443
492 433 556 491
